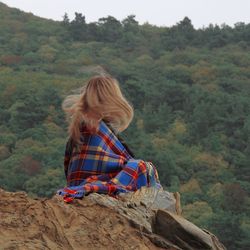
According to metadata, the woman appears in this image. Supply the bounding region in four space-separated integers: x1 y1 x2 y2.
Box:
57 74 161 203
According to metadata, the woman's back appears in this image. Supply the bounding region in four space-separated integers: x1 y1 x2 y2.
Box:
65 120 133 187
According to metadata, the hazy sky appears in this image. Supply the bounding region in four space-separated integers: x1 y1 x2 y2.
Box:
2 0 250 28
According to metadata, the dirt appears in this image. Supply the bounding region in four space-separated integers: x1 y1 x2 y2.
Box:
0 189 164 250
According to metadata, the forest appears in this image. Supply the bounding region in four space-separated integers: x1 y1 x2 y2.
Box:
0 2 249 249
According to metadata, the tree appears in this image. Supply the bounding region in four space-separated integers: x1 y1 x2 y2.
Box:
222 183 247 212
161 17 195 50
62 13 70 26
69 12 88 41
97 16 122 42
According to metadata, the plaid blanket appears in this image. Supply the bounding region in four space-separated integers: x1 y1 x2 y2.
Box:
57 120 161 203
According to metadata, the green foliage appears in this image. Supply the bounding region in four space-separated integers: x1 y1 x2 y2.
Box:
24 168 65 197
207 211 244 249
182 201 214 227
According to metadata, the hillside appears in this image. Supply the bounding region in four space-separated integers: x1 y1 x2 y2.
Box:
0 2 249 249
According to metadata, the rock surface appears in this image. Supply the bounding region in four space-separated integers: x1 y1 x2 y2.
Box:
0 188 226 250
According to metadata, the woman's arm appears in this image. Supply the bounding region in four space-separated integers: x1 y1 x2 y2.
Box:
104 120 135 158
116 134 135 158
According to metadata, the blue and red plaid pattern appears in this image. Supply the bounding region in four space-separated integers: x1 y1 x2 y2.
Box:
57 120 161 203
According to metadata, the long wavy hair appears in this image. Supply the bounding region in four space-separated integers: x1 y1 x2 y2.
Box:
62 74 134 144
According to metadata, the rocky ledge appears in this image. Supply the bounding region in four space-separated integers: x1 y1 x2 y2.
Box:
0 188 226 250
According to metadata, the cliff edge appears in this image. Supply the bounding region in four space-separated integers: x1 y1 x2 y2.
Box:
0 188 226 250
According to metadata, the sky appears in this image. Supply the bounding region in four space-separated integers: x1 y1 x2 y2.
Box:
1 0 250 29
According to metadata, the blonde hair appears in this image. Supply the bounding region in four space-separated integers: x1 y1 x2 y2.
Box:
62 74 134 143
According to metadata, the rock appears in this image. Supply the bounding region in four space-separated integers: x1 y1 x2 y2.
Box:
154 210 226 250
0 188 226 250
